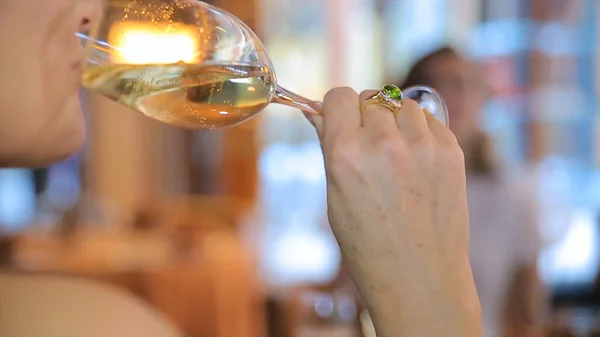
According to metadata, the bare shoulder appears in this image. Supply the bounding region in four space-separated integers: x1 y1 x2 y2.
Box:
0 272 180 337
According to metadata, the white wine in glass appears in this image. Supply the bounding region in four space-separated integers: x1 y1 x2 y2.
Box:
80 0 449 129
83 63 275 128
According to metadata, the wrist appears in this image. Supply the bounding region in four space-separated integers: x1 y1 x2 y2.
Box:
366 288 482 337
352 261 482 337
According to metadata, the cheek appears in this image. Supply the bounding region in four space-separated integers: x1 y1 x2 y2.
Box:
0 1 86 164
47 24 83 96
46 44 77 102
0 39 83 163
0 42 51 138
0 8 71 114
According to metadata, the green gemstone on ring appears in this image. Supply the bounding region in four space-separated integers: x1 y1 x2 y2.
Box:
382 84 403 101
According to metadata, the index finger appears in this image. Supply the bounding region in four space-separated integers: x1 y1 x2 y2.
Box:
322 87 361 140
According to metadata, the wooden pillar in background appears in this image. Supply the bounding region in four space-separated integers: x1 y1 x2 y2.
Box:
83 92 190 215
211 0 262 210
83 0 263 212
201 3 265 337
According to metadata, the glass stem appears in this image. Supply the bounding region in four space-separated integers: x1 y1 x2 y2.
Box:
76 32 91 47
272 85 323 115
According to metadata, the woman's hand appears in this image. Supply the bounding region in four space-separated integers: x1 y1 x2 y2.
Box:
307 88 482 337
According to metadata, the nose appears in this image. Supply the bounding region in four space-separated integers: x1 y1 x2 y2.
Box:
76 0 104 33
80 17 91 33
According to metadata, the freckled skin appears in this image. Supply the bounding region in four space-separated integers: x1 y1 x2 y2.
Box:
310 89 482 337
0 0 102 167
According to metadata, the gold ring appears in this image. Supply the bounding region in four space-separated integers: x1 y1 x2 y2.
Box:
360 85 403 117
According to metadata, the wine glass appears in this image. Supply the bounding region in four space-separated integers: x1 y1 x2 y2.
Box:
80 0 449 129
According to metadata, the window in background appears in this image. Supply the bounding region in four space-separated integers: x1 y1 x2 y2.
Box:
37 153 84 221
473 18 528 167
472 0 599 290
0 169 36 232
346 0 384 91
382 0 449 81
527 0 599 289
259 142 339 285
257 0 389 287
257 0 337 288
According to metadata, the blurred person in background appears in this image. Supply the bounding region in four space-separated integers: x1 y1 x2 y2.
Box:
399 46 547 337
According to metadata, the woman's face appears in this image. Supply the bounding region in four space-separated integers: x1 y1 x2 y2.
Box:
0 0 102 167
427 55 488 144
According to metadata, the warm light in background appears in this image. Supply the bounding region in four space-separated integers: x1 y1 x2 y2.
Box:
109 22 199 64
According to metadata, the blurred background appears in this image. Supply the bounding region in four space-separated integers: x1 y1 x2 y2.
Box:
0 0 598 336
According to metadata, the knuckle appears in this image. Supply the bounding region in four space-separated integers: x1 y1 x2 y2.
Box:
359 89 378 101
372 134 407 161
399 98 421 113
324 87 357 104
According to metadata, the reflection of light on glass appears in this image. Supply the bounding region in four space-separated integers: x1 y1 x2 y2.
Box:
421 96 438 114
0 169 35 232
230 78 252 84
110 22 198 64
